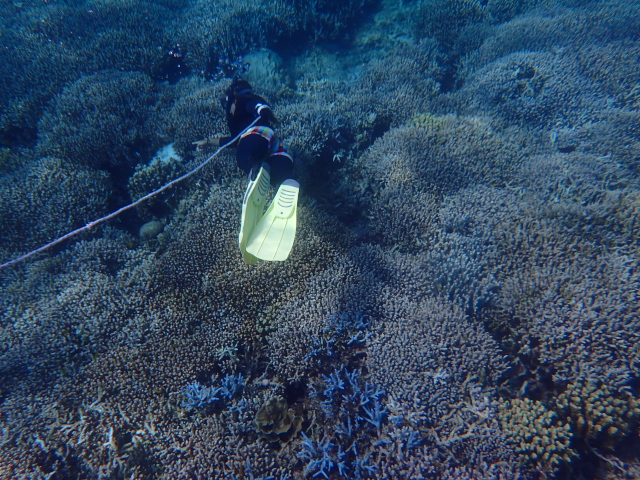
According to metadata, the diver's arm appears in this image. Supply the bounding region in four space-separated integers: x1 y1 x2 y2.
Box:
192 136 234 150
192 136 217 150
245 98 273 119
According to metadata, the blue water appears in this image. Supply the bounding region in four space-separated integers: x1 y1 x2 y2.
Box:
1 0 639 478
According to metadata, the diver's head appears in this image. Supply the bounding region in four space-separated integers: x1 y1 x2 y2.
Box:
222 78 253 111
227 79 252 99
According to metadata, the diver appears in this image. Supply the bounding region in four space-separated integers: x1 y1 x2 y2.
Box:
193 78 299 264
193 78 294 185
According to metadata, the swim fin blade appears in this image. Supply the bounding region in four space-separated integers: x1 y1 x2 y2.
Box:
239 164 271 264
246 179 299 262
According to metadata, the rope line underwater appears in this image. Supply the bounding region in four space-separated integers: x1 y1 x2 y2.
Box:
0 117 262 270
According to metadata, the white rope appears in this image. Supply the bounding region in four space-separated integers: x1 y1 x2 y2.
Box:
0 118 261 270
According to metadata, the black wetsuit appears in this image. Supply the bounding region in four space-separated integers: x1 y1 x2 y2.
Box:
220 91 294 186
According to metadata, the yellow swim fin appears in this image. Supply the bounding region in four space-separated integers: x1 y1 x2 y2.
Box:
239 164 270 264
246 179 299 262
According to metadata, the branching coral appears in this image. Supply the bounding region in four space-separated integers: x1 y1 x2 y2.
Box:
498 398 576 472
557 380 640 450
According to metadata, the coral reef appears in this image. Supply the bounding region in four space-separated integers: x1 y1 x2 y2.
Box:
1 0 639 478
469 51 596 128
499 398 576 472
0 157 110 260
0 0 173 148
557 380 640 450
37 71 161 170
254 396 302 443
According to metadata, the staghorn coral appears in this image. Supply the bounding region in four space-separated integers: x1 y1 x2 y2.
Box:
2 0 640 478
0 156 110 262
517 152 640 248
414 0 489 46
265 249 375 380
37 71 161 170
463 2 640 71
491 212 640 388
485 0 545 23
343 114 530 253
452 3 640 144
467 50 600 128
362 184 440 251
409 111 446 130
175 2 280 72
0 0 175 149
367 292 506 420
549 109 640 172
278 40 441 171
0 230 153 384
158 76 230 157
242 48 290 95
127 146 189 221
439 461 525 480
0 18 80 145
181 381 223 410
174 0 375 75
0 147 20 174
422 231 501 315
359 116 526 197
27 0 174 75
448 149 640 393
348 41 441 128
289 0 377 43
574 42 640 107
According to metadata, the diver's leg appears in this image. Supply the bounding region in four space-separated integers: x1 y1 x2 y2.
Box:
267 154 295 187
236 135 269 179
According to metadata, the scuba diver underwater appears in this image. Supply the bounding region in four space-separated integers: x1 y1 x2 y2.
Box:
193 78 300 264
0 77 299 270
